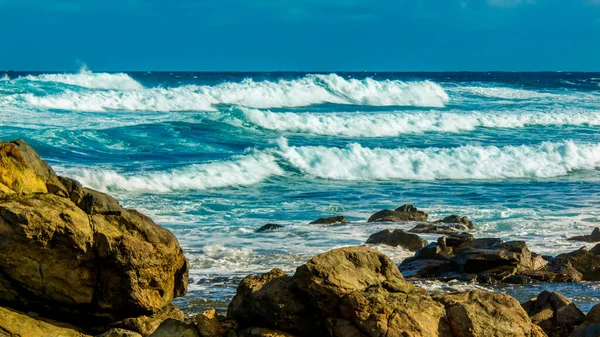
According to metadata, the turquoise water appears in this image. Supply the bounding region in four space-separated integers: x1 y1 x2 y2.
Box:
2 70 600 311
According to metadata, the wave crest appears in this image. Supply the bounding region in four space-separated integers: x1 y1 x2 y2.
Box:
22 69 143 90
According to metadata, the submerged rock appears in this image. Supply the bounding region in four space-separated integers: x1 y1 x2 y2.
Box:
367 204 428 223
256 223 285 232
365 228 427 251
522 291 585 337
567 227 600 243
309 216 348 225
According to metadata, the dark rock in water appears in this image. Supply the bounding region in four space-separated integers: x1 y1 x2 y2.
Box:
408 223 469 235
569 303 600 337
309 216 348 225
367 204 428 223
256 223 284 232
522 291 585 337
365 229 427 251
568 227 600 243
549 246 600 281
434 214 475 229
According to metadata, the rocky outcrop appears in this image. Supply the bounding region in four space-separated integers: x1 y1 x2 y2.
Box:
522 291 585 337
409 223 470 235
256 224 285 232
365 229 427 251
0 140 189 336
548 245 600 281
0 306 91 337
228 246 545 337
309 216 348 225
433 215 475 230
367 204 428 223
569 304 600 337
568 228 600 243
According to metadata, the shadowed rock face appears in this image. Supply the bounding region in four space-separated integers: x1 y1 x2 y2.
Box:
309 216 348 225
567 228 600 243
0 139 188 335
365 228 428 251
569 304 600 337
522 291 585 337
367 204 428 223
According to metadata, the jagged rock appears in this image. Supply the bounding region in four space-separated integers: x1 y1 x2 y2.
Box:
550 247 600 281
192 309 223 337
434 291 547 337
97 328 143 337
228 268 316 335
522 291 585 337
149 319 199 337
256 224 284 232
569 304 600 337
309 216 348 225
238 328 298 337
568 228 600 243
0 139 67 196
367 204 428 223
0 306 91 337
365 229 427 251
59 176 85 205
108 304 184 337
434 215 475 230
409 223 468 235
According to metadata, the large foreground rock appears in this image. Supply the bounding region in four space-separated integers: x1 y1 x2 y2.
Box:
522 291 585 337
0 306 91 337
0 139 189 335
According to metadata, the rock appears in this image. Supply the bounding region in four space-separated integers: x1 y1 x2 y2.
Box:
569 304 600 337
365 229 427 251
228 269 316 335
434 290 545 337
522 291 585 337
568 228 600 243
309 216 348 225
367 204 428 222
409 223 468 235
149 319 199 337
59 176 85 204
256 224 284 232
435 215 475 230
0 306 91 337
108 304 184 337
97 328 143 337
79 188 122 215
550 247 600 281
192 309 223 337
238 327 298 337
0 139 66 196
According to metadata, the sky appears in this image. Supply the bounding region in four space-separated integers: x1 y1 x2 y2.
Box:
1 0 599 71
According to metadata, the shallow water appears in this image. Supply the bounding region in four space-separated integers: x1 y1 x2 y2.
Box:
3 70 600 312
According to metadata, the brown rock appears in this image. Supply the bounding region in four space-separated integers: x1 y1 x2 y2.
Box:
149 319 200 337
409 223 468 235
0 306 91 337
59 176 85 204
551 247 600 281
238 327 298 337
97 328 143 337
365 229 428 251
522 291 585 337
435 290 544 337
567 228 600 243
109 304 184 337
193 309 224 337
309 216 348 225
435 215 475 230
568 304 600 337
367 204 428 223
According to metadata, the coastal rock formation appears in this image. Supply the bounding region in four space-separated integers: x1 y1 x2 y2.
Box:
228 246 545 337
0 306 91 337
367 204 428 223
409 223 470 235
309 216 348 225
567 228 600 243
433 215 475 230
0 139 189 336
365 228 428 251
568 304 600 337
548 245 600 281
522 291 585 337
256 224 285 232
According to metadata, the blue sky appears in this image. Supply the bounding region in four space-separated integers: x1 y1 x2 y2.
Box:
2 0 599 71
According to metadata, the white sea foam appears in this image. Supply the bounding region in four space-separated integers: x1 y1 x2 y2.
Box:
69 152 284 192
16 74 449 112
0 74 9 81
241 108 600 136
22 69 143 90
451 85 560 100
277 139 600 180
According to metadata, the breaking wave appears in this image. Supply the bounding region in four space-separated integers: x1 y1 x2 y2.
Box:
21 69 143 90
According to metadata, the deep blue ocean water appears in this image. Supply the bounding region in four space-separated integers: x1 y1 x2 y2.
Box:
2 70 600 312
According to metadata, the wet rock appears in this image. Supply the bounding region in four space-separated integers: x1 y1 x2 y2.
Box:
434 290 544 337
569 304 600 337
309 216 348 225
409 223 468 235
192 309 224 337
568 228 600 243
522 291 585 337
256 224 284 232
550 247 600 281
0 306 91 337
365 229 427 251
367 204 428 223
149 319 199 337
434 215 475 230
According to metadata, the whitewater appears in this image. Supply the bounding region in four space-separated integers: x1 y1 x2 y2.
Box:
3 70 600 311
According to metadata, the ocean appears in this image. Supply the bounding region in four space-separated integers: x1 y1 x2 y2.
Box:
2 70 600 312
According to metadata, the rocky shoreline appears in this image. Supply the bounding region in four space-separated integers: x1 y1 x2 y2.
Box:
0 139 599 337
